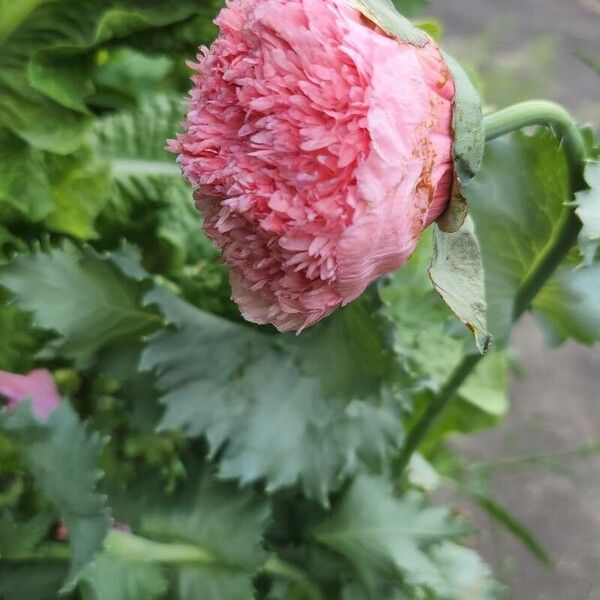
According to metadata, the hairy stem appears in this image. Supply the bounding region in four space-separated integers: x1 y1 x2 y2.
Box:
396 101 588 475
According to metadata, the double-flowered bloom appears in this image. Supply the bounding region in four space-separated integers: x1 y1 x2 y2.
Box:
170 0 455 331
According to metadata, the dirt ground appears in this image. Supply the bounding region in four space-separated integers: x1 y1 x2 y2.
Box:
429 1 600 598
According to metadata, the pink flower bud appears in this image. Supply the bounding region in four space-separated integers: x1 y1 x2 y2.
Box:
55 521 69 541
171 0 455 331
0 369 61 421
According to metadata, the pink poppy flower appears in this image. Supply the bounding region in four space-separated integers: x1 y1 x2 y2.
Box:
170 0 455 331
0 369 61 421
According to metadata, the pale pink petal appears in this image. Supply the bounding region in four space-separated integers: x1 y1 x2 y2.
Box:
0 369 61 421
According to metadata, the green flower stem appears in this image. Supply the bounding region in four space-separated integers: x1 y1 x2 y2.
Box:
262 555 327 600
396 353 482 475
108 531 326 599
396 100 589 476
482 100 586 177
483 101 587 318
8 530 326 599
104 529 217 564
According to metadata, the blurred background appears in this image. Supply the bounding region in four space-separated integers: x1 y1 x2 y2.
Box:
430 1 600 598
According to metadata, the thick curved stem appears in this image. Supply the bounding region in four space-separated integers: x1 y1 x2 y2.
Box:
485 101 587 317
396 101 588 476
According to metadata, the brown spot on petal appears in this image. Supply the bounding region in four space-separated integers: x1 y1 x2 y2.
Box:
414 137 437 210
359 13 378 30
436 63 451 90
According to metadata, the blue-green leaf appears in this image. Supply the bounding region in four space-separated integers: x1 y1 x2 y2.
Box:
1 401 109 588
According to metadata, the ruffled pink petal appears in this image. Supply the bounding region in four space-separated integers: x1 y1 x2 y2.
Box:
171 0 455 331
337 36 454 300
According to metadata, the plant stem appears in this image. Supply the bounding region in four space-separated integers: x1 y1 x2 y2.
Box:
262 555 327 600
397 353 482 474
104 529 217 564
8 530 327 599
484 101 588 318
396 101 588 475
469 441 600 472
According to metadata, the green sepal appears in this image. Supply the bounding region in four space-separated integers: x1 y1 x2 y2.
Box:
430 52 490 353
347 0 429 46
429 215 491 354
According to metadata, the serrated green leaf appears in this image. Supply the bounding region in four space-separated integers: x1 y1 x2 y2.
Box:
80 554 168 600
313 476 471 596
574 161 600 265
0 224 25 260
0 242 162 364
1 401 109 588
342 582 410 600
142 287 404 502
93 95 184 190
465 129 570 345
429 542 500 600
91 95 233 316
348 0 429 46
173 565 256 600
134 469 269 600
0 305 43 371
141 472 269 568
93 95 201 269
